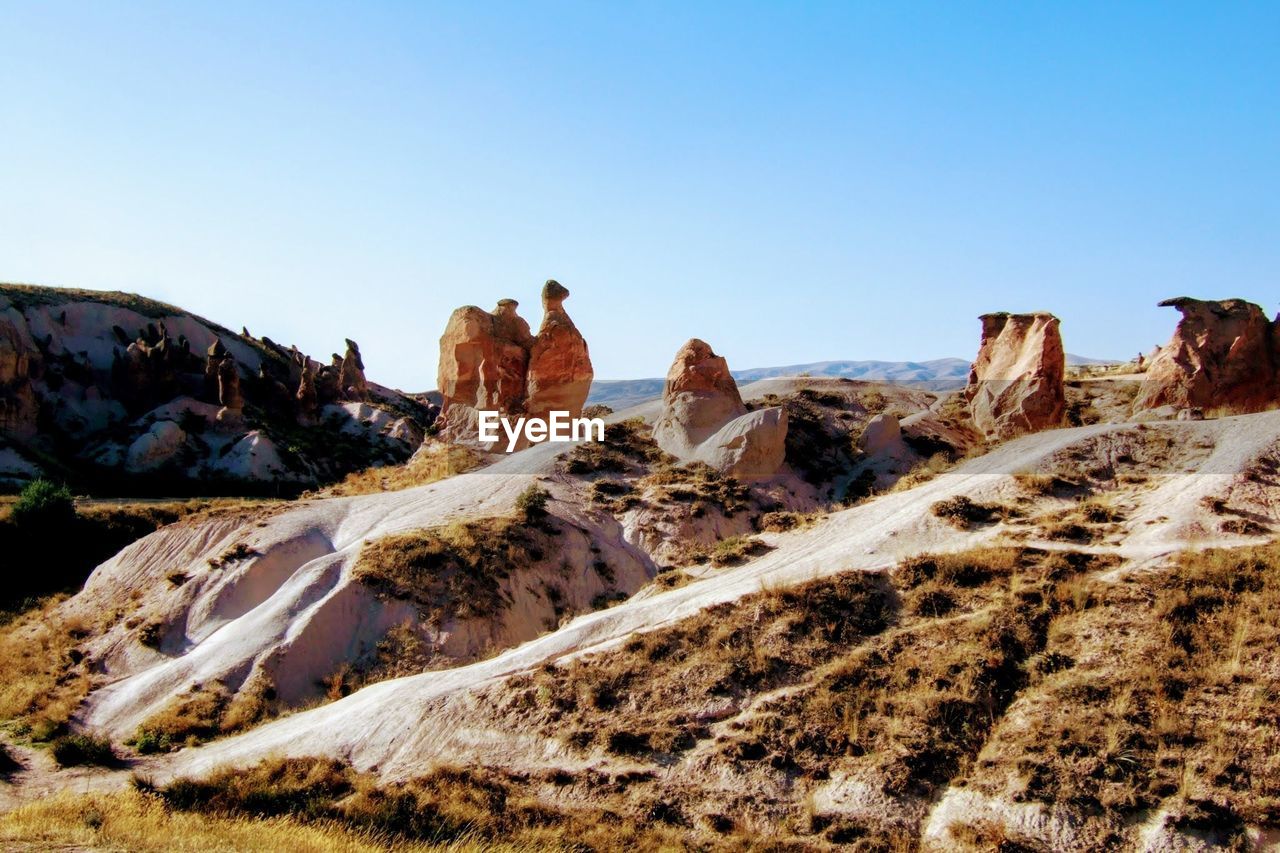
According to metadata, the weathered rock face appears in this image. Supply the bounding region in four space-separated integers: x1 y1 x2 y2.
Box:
1133 297 1280 414
296 363 319 425
525 281 593 423
436 280 593 446
965 312 1066 440
654 339 787 480
0 302 40 440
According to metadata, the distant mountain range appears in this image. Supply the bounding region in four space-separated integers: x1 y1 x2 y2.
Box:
587 354 1118 410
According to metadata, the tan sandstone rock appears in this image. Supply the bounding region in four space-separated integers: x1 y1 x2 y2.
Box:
653 339 747 456
525 281 593 423
436 281 592 446
965 312 1065 439
654 339 787 480
1132 297 1280 414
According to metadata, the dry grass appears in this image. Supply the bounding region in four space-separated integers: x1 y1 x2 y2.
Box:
638 462 753 518
145 757 710 850
1035 496 1123 543
756 510 824 533
483 546 1117 842
316 444 480 497
502 571 895 763
0 596 93 738
890 451 958 492
129 680 274 753
559 417 670 476
354 517 544 627
0 789 477 853
966 542 1280 836
930 495 1013 529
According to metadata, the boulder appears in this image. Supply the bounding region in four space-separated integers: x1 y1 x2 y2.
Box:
1132 297 1280 414
654 339 787 480
692 406 788 480
857 413 908 459
125 420 187 472
653 339 747 457
965 312 1065 439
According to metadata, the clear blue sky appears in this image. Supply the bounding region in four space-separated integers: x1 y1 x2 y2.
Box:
3 2 1277 389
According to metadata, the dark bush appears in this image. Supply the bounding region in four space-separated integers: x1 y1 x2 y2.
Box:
51 733 116 767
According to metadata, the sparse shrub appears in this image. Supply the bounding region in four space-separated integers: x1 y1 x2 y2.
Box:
710 536 769 567
515 484 550 522
1221 518 1269 536
355 516 554 625
560 418 668 475
10 479 75 529
1013 471 1056 496
51 733 116 767
930 495 1006 528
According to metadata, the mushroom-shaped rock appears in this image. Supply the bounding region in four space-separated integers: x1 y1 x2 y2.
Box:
1133 297 1280 414
654 339 786 480
526 280 593 423
965 312 1065 439
436 282 593 447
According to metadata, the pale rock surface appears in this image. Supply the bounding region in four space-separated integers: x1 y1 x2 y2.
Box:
124 420 188 472
211 430 289 480
692 406 788 480
965 312 1066 439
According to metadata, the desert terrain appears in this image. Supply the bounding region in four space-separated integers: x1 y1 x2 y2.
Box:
0 285 1277 850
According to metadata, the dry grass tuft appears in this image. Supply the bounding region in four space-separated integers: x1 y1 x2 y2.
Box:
146 756 707 850
0 596 93 737
559 418 670 476
316 444 480 497
0 789 464 853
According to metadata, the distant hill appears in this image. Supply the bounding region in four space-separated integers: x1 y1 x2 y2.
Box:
732 358 972 382
587 354 1119 409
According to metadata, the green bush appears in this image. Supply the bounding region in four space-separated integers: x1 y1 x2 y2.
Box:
50 733 116 767
515 484 550 522
10 479 75 529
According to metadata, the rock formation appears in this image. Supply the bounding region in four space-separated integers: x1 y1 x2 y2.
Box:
296 363 319 425
436 280 592 446
525 281 594 423
204 338 229 403
1132 297 1280 414
965 312 1065 439
653 339 787 480
216 354 244 418
338 339 369 401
